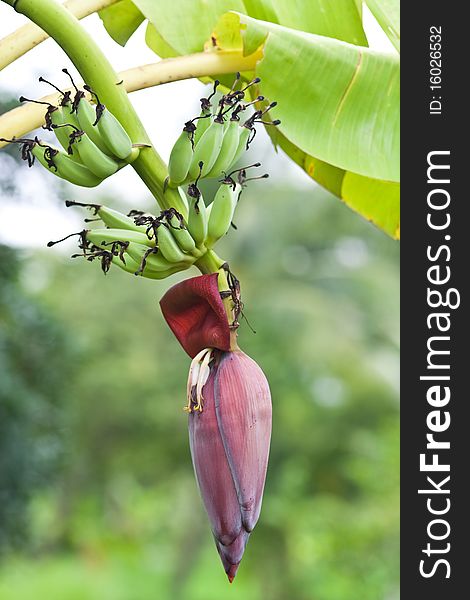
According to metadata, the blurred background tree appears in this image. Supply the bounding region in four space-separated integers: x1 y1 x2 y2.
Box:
0 244 71 554
0 82 398 598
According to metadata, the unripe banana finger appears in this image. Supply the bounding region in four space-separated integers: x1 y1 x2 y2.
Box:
86 228 154 248
75 98 112 155
205 119 241 179
187 196 208 247
191 82 222 147
53 125 78 159
97 206 148 233
192 109 211 146
97 108 133 159
125 146 140 164
156 224 194 264
72 133 120 179
228 126 251 169
125 241 186 272
206 182 240 248
167 214 197 255
31 143 102 188
168 129 193 186
114 253 141 274
60 102 81 129
49 107 81 160
116 253 185 279
97 251 154 277
188 121 225 180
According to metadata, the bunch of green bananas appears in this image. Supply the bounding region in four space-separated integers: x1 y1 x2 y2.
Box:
167 75 280 188
1 71 140 187
184 163 268 252
60 162 267 279
26 71 276 281
58 201 201 279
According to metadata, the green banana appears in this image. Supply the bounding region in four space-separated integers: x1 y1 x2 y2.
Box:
49 106 81 159
125 241 186 272
59 100 81 128
205 182 240 248
192 110 211 146
97 206 148 233
95 106 133 160
156 224 194 264
115 253 185 279
19 93 79 162
166 212 198 255
59 71 117 157
75 96 112 155
188 119 225 180
168 126 194 186
205 118 241 179
70 132 120 179
81 84 134 161
228 125 251 168
126 147 140 164
89 211 196 263
192 80 220 146
113 253 146 275
187 194 208 247
86 228 154 248
51 124 76 157
76 93 135 162
31 142 102 187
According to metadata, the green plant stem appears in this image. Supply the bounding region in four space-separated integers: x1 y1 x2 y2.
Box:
2 0 184 214
196 250 238 339
195 250 225 275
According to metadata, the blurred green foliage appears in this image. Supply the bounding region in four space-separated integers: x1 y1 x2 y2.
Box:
0 246 72 554
0 170 398 599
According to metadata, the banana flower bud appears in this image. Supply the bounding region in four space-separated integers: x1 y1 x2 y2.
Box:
160 276 272 582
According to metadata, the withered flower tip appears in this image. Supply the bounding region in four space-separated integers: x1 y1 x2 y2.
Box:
187 349 272 581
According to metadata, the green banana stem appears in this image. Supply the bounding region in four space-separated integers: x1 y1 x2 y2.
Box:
2 0 185 215
196 250 237 336
195 250 225 275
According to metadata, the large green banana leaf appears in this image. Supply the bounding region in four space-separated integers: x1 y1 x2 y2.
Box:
134 0 367 51
100 0 367 61
99 0 144 46
271 129 399 239
214 13 399 183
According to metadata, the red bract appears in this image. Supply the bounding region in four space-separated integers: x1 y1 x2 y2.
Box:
188 349 272 582
159 273 231 358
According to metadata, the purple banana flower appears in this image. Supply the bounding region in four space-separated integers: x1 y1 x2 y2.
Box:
188 348 272 581
160 275 272 582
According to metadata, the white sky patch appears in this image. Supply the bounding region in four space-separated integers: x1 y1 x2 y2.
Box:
362 4 397 54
